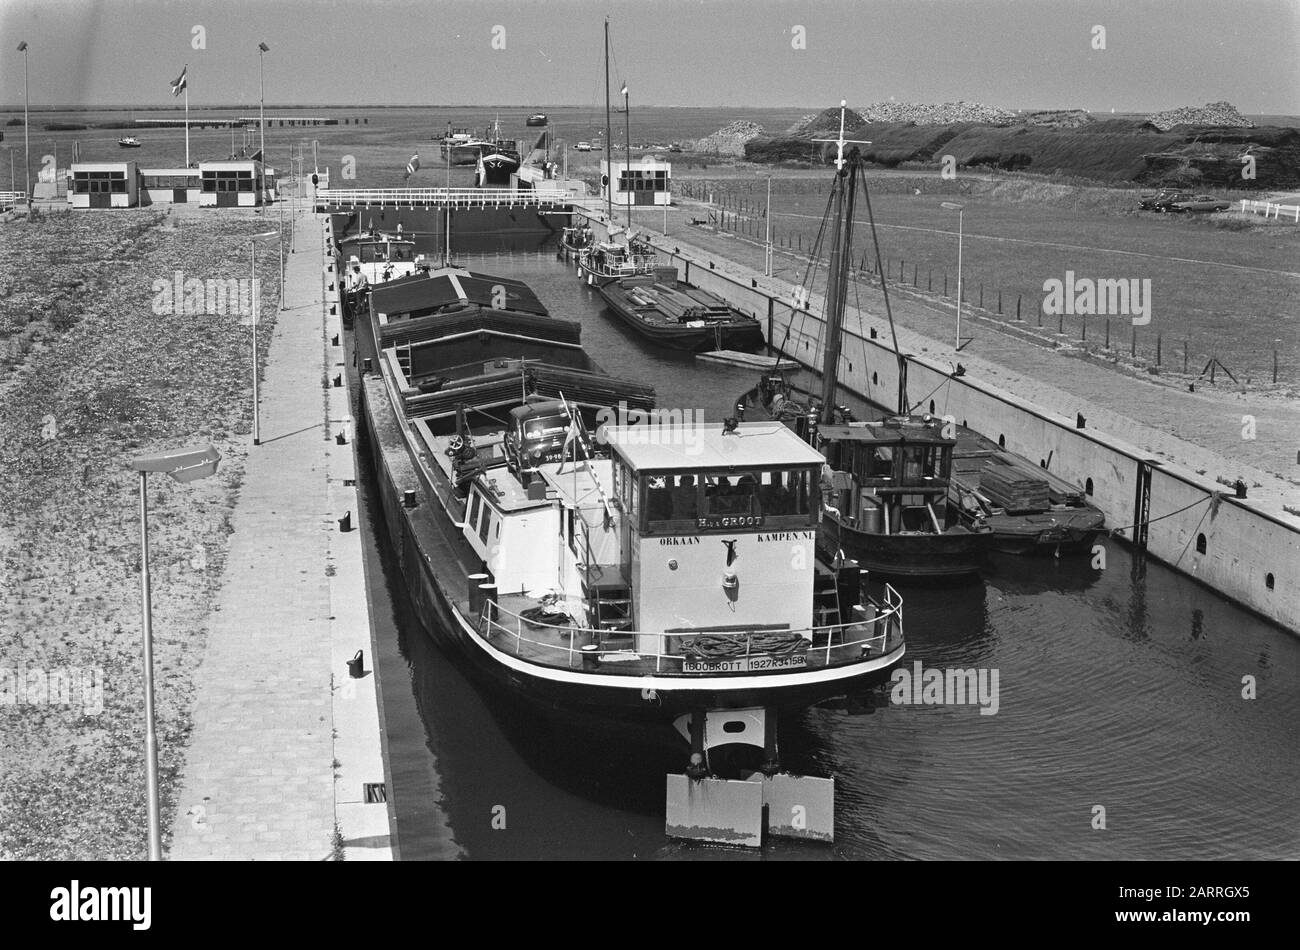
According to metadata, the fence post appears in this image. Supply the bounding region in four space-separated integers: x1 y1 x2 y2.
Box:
1059 312 1064 334
1081 315 1087 342
1016 294 1021 321
979 283 984 308
928 269 932 291
1131 326 1137 357
1184 340 1189 374
944 274 948 296
998 290 1002 314
1274 347 1279 384
913 262 918 286
1156 333 1161 367
1105 318 1110 349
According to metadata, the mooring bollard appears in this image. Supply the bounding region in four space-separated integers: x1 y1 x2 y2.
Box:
346 650 364 678
402 489 417 508
468 572 490 617
335 431 347 445
338 511 353 532
333 374 342 387
479 582 498 623
1234 479 1247 499
331 334 339 346
580 644 600 671
1076 413 1086 430
362 357 373 374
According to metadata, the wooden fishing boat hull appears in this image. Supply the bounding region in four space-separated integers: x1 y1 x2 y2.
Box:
821 514 991 579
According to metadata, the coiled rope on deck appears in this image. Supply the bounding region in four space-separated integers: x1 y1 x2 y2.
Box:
681 631 808 660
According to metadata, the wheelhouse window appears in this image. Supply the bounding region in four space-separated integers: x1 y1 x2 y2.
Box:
639 468 814 533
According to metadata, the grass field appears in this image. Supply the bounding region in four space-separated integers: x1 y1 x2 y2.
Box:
674 172 1300 387
0 207 282 859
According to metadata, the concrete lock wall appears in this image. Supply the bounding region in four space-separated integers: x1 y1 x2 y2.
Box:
575 210 1299 631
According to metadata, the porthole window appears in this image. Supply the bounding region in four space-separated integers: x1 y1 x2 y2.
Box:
1265 573 1275 591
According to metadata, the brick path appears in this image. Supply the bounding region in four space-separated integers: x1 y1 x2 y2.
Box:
168 203 342 860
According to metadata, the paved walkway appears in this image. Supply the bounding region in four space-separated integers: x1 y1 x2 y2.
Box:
168 202 388 860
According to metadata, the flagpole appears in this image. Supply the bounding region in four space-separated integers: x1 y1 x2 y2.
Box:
184 80 190 168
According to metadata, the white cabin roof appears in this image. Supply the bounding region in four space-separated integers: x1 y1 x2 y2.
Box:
538 459 615 510
603 422 824 472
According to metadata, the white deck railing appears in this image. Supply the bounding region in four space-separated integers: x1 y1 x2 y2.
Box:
316 187 572 209
479 584 905 675
0 191 27 210
1239 199 1300 222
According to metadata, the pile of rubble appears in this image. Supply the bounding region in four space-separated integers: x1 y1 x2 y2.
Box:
692 120 765 155
1147 101 1253 131
1020 109 1093 129
850 100 1017 126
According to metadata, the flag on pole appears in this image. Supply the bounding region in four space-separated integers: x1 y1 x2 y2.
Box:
170 66 188 97
620 82 628 97
404 152 420 180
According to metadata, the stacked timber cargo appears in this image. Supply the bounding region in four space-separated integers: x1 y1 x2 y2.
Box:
979 462 1050 514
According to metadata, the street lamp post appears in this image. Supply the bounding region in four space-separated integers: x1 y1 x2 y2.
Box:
764 174 773 278
277 200 287 310
17 42 30 202
942 201 965 350
258 43 269 204
128 444 221 861
249 231 278 444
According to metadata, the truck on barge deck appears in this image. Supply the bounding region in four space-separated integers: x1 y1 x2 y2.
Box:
348 258 906 845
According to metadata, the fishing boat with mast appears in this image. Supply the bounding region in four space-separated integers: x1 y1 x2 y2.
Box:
738 103 993 580
342 117 905 850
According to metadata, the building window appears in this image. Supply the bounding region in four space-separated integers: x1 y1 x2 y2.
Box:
1265 572 1275 591
1085 477 1094 496
1196 533 1207 555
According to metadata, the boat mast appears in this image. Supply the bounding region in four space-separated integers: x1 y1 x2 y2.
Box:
813 102 869 425
604 17 613 223
624 81 631 229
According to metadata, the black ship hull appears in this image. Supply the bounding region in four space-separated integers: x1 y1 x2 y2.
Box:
595 285 766 352
822 514 991 578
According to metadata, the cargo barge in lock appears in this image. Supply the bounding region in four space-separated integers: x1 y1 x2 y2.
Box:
340 236 905 844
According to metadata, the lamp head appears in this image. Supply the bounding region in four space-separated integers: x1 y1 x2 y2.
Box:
129 444 221 483
17 41 28 52
258 42 270 52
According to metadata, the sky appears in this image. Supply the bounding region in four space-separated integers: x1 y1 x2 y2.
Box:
1 0 1297 114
